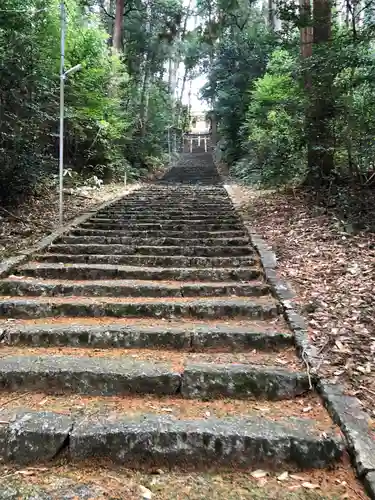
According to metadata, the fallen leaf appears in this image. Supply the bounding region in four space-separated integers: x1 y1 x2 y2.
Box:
139 485 153 499
251 469 268 479
289 474 306 481
302 482 320 490
277 471 289 481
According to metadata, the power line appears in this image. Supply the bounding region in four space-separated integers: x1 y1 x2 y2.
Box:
0 8 47 13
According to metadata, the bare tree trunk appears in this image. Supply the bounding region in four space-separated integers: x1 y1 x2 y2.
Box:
176 68 188 124
140 1 152 137
305 0 334 185
140 65 150 137
113 0 124 51
268 0 275 29
300 0 313 61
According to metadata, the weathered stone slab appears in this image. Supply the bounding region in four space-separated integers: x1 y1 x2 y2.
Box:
0 480 50 499
70 414 343 469
81 221 244 232
18 263 261 282
319 381 375 477
4 323 292 351
181 363 310 400
0 355 180 396
33 253 257 269
48 243 252 258
70 229 248 239
5 410 72 464
191 328 294 350
0 279 182 299
89 216 241 225
59 235 250 247
0 279 268 299
5 324 191 349
0 297 280 320
364 471 375 500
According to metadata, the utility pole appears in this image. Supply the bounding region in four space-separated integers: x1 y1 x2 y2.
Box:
59 1 65 226
59 1 81 225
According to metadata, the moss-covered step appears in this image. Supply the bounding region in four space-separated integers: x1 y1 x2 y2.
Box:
0 296 280 320
31 253 258 268
80 221 244 231
69 413 343 469
47 244 253 257
0 355 180 396
0 278 269 298
181 363 310 400
58 235 251 247
17 263 262 281
69 228 248 238
4 322 293 350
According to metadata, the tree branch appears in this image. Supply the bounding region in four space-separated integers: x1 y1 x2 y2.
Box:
99 0 115 19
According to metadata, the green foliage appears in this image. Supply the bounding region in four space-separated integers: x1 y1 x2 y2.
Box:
0 0 182 206
201 23 276 165
197 0 375 188
239 49 306 185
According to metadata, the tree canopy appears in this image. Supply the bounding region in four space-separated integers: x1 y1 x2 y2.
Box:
1 0 375 206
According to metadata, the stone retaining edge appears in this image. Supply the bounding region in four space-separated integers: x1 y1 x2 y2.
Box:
0 186 141 279
223 184 375 499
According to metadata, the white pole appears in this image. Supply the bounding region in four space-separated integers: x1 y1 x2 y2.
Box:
204 137 207 152
168 127 172 165
59 1 65 225
189 138 192 153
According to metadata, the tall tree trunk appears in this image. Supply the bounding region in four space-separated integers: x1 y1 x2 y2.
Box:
139 1 152 137
113 0 124 51
268 0 275 29
176 68 188 124
140 65 150 137
300 0 313 61
305 0 334 185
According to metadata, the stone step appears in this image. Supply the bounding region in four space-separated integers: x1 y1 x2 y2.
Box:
0 355 180 396
0 409 343 468
106 204 234 212
47 244 253 257
70 414 342 468
18 263 262 281
0 355 307 399
90 216 241 223
4 320 293 350
0 278 269 298
181 363 310 399
95 213 238 220
99 209 236 217
81 221 244 231
0 296 280 320
32 253 258 268
70 228 248 238
58 235 250 247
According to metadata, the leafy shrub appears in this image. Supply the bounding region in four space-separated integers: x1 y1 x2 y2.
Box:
239 49 306 185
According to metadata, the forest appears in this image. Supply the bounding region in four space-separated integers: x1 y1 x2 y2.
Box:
1 0 375 206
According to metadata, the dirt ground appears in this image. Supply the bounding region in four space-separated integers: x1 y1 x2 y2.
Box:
0 183 141 260
0 462 367 499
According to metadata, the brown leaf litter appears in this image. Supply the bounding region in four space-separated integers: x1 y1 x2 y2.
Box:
0 183 140 260
227 183 375 419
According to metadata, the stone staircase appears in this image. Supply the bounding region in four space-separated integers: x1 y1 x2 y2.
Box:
0 153 344 471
